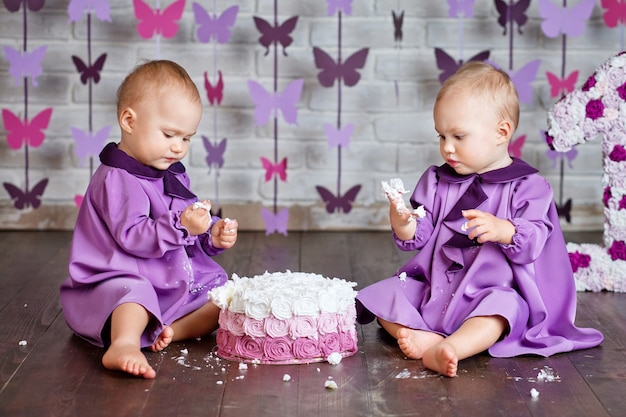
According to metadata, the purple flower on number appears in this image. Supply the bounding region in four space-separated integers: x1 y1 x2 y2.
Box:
608 240 626 261
620 196 626 210
617 81 626 101
585 99 605 120
603 186 612 207
582 74 596 91
609 144 626 162
568 251 591 273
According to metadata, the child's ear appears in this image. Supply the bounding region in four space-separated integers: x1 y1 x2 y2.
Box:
497 119 513 144
119 107 136 134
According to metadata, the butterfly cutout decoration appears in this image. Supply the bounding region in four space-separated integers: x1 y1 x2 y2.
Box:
2 108 53 150
546 148 579 169
248 79 303 126
67 0 111 22
556 198 572 223
324 123 354 149
508 134 525 158
133 0 185 39
202 136 226 173
538 0 595 38
448 0 475 18
313 47 369 88
489 59 540 104
316 184 361 214
392 10 404 46
253 16 298 56
601 0 626 27
72 53 107 85
326 0 352 16
434 48 490 84
71 126 110 166
192 3 238 44
204 70 224 106
3 0 44 12
3 178 48 209
261 207 289 236
494 0 531 35
546 70 579 98
260 157 287 182
74 194 84 209
4 45 47 87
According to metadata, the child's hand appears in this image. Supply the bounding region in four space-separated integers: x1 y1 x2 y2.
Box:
388 194 417 241
462 209 515 245
211 218 238 249
180 200 212 236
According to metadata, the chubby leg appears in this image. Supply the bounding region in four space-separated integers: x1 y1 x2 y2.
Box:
170 302 221 342
378 319 444 359
102 302 156 379
422 315 507 378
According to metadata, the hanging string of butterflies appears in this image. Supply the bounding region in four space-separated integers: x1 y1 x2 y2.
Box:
1 0 52 210
313 0 368 215
248 0 302 235
391 1 404 105
68 0 112 209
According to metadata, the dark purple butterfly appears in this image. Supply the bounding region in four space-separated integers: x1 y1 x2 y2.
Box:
316 184 361 214
3 0 44 12
392 10 404 45
202 136 226 172
434 48 490 84
253 15 298 56
313 47 369 88
556 198 572 223
494 0 531 35
71 53 106 84
4 178 48 209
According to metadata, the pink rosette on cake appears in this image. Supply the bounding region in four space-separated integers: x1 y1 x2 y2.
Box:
318 312 339 335
319 332 342 357
264 316 290 337
216 328 237 355
234 335 264 359
243 316 266 338
226 311 246 336
337 306 357 332
263 336 293 362
292 337 322 359
289 315 318 339
340 328 358 353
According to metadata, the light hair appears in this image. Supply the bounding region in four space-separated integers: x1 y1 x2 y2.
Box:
436 61 520 132
116 60 201 116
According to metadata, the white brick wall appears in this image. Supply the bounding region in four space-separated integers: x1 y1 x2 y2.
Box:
0 0 616 231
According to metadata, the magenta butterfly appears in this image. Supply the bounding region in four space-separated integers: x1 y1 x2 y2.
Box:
71 53 107 85
494 0 531 35
74 194 84 209
192 3 238 44
253 16 298 56
261 207 289 236
316 184 361 214
313 47 369 88
538 0 595 38
204 70 223 106
434 48 490 84
2 108 53 150
71 126 111 166
546 70 579 98
4 45 47 87
324 123 354 149
4 179 48 209
326 0 352 16
260 157 287 182
508 134 525 158
133 0 185 39
202 136 226 173
248 79 303 126
447 0 475 18
67 0 111 22
601 0 626 27
3 0 44 12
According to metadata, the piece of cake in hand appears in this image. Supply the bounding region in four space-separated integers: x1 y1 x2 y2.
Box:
209 271 359 364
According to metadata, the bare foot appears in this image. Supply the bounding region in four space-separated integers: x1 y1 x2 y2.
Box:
396 327 444 359
102 343 156 379
149 326 174 352
422 342 458 377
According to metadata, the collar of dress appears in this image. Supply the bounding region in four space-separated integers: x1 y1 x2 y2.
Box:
436 157 539 184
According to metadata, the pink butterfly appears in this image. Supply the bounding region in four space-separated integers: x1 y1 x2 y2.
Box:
538 0 595 38
4 45 47 87
74 194 84 209
4 178 48 209
324 123 354 149
508 134 525 158
248 79 303 126
326 0 352 16
204 70 224 106
253 16 298 56
67 0 111 23
133 0 185 39
447 0 475 18
261 157 287 182
313 47 369 88
600 0 626 27
72 53 107 85
546 70 579 98
71 125 111 166
260 207 289 236
316 184 361 214
202 136 226 172
2 108 53 150
192 3 238 44
434 48 490 84
3 0 44 13
495 0 530 35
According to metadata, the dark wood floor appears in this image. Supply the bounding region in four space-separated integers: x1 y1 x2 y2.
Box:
0 230 624 417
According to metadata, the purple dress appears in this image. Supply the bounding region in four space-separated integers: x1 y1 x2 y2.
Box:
356 158 603 357
60 143 227 348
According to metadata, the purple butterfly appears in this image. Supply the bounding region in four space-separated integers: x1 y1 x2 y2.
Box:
71 126 110 166
261 207 289 236
494 0 531 35
248 79 303 126
448 0 475 18
392 10 404 46
313 47 369 88
316 184 361 214
508 59 540 104
326 0 352 16
202 136 226 173
538 0 595 38
253 16 298 56
67 0 111 23
71 53 106 84
193 3 238 44
4 45 47 87
324 123 354 149
546 148 578 169
434 48 490 84
3 0 44 13
3 178 48 209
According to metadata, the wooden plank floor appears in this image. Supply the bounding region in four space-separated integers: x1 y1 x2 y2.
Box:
0 230 624 417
